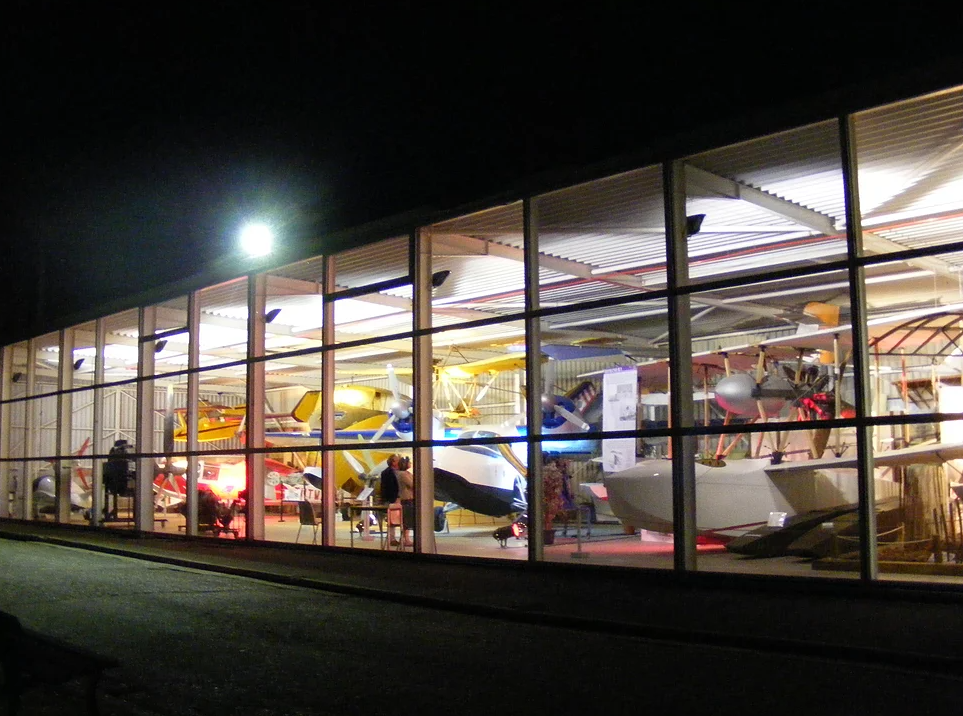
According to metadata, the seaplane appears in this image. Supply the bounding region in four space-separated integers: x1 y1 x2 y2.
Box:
599 302 963 548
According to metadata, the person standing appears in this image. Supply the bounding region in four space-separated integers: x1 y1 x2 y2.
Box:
396 455 415 547
380 455 401 545
379 454 400 504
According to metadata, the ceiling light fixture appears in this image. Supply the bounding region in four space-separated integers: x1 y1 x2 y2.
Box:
431 270 451 289
686 214 706 237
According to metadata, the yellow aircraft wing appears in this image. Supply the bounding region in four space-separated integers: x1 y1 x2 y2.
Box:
437 352 529 380
172 405 245 442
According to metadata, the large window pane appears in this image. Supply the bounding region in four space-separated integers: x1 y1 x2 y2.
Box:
67 387 95 524
430 320 527 436
332 339 413 448
262 255 327 384
685 121 845 284
427 204 526 322
428 318 530 561
150 296 190 377
869 419 963 587
536 167 665 305
101 309 140 386
197 278 249 370
333 236 412 342
695 426 863 579
71 320 97 388
30 332 60 398
859 252 963 421
856 86 963 256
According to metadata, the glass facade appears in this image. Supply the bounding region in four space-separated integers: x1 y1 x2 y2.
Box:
5 84 963 588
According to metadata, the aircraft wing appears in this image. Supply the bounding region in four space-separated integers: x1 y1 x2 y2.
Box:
763 440 963 475
587 344 799 383
438 352 528 378
760 301 963 355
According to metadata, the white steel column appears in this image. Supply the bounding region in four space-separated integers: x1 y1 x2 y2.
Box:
246 274 267 540
524 198 544 560
665 160 697 571
840 114 878 582
135 307 157 532
321 256 336 545
413 228 436 555
55 328 75 522
91 318 106 526
0 346 10 519
186 292 200 536
23 338 37 520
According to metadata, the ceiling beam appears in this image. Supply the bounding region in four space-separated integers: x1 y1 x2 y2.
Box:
686 163 961 285
685 164 837 235
434 233 594 278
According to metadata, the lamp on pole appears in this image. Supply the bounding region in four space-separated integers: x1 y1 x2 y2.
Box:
239 222 274 258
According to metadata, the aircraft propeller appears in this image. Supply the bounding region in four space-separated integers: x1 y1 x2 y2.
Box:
369 364 414 442
540 359 591 432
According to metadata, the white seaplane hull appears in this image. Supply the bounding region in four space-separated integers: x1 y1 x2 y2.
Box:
604 456 903 537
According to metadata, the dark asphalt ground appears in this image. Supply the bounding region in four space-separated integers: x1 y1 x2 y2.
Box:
1 535 963 715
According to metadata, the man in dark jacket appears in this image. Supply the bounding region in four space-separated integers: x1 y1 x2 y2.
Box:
380 454 400 504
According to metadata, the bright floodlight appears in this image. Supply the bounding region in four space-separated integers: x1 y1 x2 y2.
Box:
239 223 274 257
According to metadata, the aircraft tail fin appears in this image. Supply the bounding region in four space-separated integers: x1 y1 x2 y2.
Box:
292 390 322 424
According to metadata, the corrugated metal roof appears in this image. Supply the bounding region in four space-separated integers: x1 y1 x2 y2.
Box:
856 87 963 262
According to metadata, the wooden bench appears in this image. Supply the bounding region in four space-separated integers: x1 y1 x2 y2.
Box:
0 610 120 715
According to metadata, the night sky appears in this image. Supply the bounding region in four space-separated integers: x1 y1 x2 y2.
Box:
3 5 963 343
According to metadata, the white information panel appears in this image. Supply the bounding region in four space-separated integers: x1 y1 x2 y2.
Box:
602 366 637 472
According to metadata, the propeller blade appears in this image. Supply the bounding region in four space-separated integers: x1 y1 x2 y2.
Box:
387 363 401 399
475 373 497 403
554 404 590 431
358 440 376 471
343 450 367 476
371 416 394 444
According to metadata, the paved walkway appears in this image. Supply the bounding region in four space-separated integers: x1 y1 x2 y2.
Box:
2 518 963 676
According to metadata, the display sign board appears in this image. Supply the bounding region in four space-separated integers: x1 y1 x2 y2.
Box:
283 485 303 501
602 366 637 472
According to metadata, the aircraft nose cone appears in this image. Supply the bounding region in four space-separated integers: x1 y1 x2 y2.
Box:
715 373 789 416
715 373 758 415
